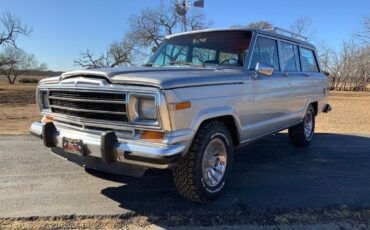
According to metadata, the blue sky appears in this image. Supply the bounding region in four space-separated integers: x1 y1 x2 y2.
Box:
1 0 369 71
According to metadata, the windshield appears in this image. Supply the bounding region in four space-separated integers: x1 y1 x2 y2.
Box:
148 30 252 67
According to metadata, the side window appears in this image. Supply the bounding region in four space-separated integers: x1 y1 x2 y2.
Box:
280 42 299 71
300 47 319 72
259 37 280 71
250 38 260 69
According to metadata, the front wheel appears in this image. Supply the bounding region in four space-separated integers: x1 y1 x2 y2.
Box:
173 121 233 203
288 105 315 147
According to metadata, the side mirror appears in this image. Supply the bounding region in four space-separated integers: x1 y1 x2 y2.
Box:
255 62 274 76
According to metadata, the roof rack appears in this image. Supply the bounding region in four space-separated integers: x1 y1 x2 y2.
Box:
269 27 308 42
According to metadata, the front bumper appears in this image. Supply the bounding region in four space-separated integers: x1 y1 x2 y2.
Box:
30 121 186 169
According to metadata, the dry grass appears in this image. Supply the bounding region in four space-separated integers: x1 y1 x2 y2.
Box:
316 91 370 134
0 83 40 135
1 82 369 135
0 216 161 230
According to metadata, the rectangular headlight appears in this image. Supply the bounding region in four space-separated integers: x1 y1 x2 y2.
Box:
139 97 157 120
128 93 158 125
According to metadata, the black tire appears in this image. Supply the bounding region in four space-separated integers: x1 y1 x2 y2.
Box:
288 105 315 147
173 120 233 203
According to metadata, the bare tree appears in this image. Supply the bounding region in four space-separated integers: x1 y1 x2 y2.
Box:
290 16 316 42
247 21 273 30
127 6 210 49
75 5 210 69
0 47 42 84
355 16 370 44
73 38 134 69
0 11 31 48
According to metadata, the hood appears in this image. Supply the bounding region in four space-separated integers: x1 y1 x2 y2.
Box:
57 67 248 90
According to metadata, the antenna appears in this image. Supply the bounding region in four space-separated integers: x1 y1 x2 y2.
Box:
272 27 308 42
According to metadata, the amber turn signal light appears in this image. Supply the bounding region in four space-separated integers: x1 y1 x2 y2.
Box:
169 102 192 111
41 115 54 123
141 130 165 142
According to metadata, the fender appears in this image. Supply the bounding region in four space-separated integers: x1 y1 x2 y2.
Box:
190 105 242 139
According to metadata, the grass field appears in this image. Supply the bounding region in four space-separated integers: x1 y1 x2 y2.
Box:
0 82 370 135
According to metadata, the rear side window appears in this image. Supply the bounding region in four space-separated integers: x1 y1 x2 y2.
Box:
250 37 280 71
300 48 319 72
280 42 299 71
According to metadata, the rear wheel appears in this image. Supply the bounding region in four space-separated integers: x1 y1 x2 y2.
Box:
173 121 233 203
288 105 315 147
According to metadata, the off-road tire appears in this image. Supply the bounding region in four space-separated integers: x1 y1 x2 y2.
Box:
289 105 315 147
173 120 233 203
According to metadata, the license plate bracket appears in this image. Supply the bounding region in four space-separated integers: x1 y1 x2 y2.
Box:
63 137 84 155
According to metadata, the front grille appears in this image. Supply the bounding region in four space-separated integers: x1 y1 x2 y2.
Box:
48 90 128 122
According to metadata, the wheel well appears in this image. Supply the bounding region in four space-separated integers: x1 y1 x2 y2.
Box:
311 101 318 116
199 115 239 146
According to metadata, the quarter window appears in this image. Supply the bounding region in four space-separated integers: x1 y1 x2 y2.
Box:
280 42 299 71
300 48 319 72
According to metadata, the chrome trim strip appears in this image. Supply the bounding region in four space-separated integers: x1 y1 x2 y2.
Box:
50 105 127 115
53 118 133 132
48 96 127 104
54 120 135 139
116 143 185 159
239 120 302 145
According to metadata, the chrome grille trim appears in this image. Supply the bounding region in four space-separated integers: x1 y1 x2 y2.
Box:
48 96 127 104
48 89 128 122
50 105 127 115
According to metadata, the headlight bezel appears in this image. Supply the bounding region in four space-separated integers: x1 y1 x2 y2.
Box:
128 93 159 126
37 89 50 112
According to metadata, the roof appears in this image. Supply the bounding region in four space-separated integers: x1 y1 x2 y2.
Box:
166 27 316 49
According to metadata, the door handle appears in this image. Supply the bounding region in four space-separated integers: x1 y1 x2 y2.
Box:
283 72 289 77
304 73 311 77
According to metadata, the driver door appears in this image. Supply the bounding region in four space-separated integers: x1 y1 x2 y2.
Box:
246 36 292 139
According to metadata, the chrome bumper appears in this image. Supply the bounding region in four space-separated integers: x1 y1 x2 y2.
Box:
30 122 187 169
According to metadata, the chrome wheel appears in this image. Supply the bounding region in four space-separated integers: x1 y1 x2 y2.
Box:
202 138 227 187
304 111 313 140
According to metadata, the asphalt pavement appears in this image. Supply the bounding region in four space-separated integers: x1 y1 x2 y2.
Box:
1 133 370 222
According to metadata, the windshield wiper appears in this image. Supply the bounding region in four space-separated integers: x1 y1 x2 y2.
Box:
169 61 203 67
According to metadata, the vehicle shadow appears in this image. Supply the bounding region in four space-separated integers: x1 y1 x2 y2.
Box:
93 133 370 224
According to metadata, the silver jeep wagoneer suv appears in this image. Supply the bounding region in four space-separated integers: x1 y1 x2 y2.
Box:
30 27 331 202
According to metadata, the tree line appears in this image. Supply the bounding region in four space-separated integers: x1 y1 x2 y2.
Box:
0 11 47 84
74 4 369 92
1 5 368 91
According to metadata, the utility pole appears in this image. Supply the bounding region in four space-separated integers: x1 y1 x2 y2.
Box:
175 0 204 32
182 0 187 32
